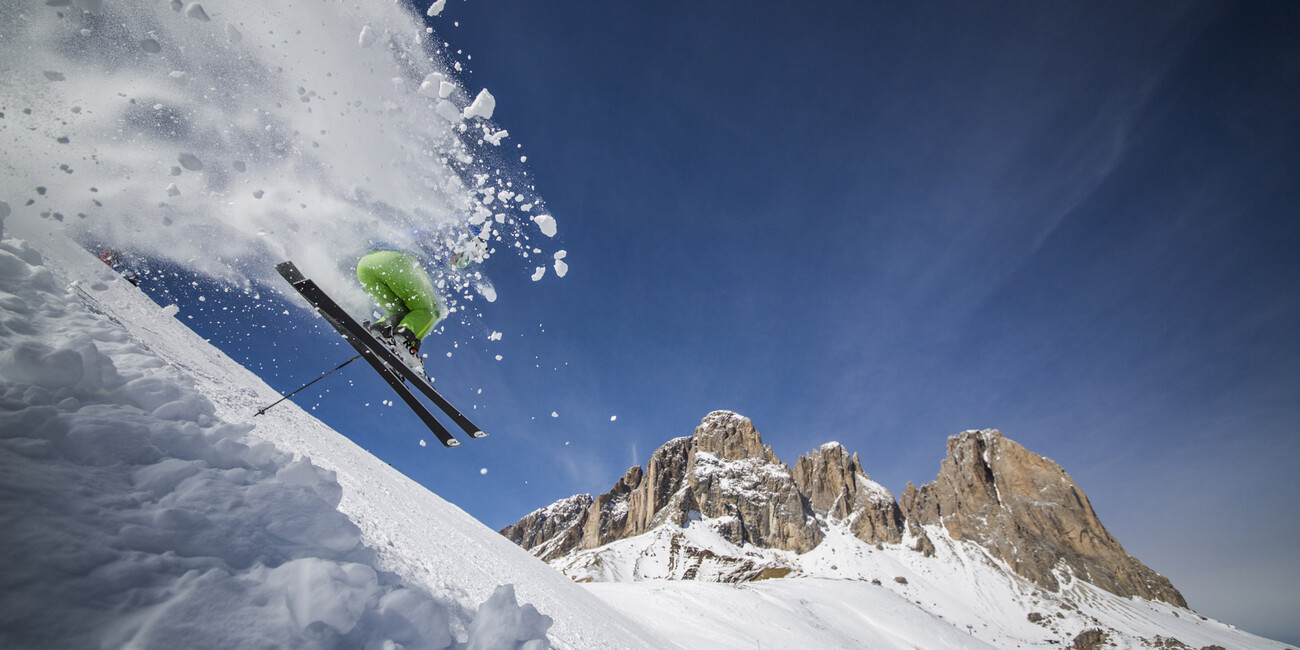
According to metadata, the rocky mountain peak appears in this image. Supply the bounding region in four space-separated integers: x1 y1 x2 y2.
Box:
901 429 1186 606
685 411 821 552
691 410 775 463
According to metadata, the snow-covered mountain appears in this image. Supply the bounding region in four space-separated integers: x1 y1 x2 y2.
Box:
502 411 1290 650
0 229 669 648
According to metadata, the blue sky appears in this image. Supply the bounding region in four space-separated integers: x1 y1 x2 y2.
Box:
142 0 1298 642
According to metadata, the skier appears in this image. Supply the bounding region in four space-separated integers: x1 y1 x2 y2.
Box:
356 249 444 372
276 259 486 445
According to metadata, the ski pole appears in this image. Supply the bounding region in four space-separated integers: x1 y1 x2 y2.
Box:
254 354 361 416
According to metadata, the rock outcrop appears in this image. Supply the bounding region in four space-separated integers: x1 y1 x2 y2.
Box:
685 412 821 552
793 442 904 544
502 414 1185 609
499 494 592 563
504 412 823 561
900 429 1185 606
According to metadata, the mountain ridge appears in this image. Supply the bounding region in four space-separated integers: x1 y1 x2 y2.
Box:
502 410 1183 607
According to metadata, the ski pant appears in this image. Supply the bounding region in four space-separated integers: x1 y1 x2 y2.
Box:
356 250 443 339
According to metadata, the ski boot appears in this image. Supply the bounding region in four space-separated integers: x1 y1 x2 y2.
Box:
390 326 426 376
364 320 424 375
364 319 394 340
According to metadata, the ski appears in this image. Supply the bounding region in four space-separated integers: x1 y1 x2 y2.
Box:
355 321 490 440
278 262 486 440
276 261 481 447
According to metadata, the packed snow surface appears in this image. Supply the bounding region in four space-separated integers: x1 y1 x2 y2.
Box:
0 232 666 648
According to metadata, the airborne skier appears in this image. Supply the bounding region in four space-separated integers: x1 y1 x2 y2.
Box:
277 261 485 446
356 248 445 373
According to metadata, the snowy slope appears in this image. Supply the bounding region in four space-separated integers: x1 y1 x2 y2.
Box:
565 518 1288 650
0 229 669 648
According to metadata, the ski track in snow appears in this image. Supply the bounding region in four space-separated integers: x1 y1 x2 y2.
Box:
0 228 666 649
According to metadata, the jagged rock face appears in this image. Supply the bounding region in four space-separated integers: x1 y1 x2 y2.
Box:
499 494 593 562
793 443 904 544
685 412 822 553
691 411 776 463
625 436 693 534
503 411 823 561
900 429 1186 607
580 464 644 549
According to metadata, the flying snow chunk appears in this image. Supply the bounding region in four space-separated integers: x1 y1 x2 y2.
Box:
435 100 462 123
438 81 456 99
531 267 545 282
611 416 617 422
488 331 502 342
463 89 496 120
427 0 446 17
553 259 568 278
184 2 210 21
495 355 503 361
178 152 203 171
419 439 427 447
479 467 488 475
475 283 497 303
358 25 378 48
418 73 444 97
553 250 567 260
551 412 558 418
484 129 509 146
531 214 557 238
